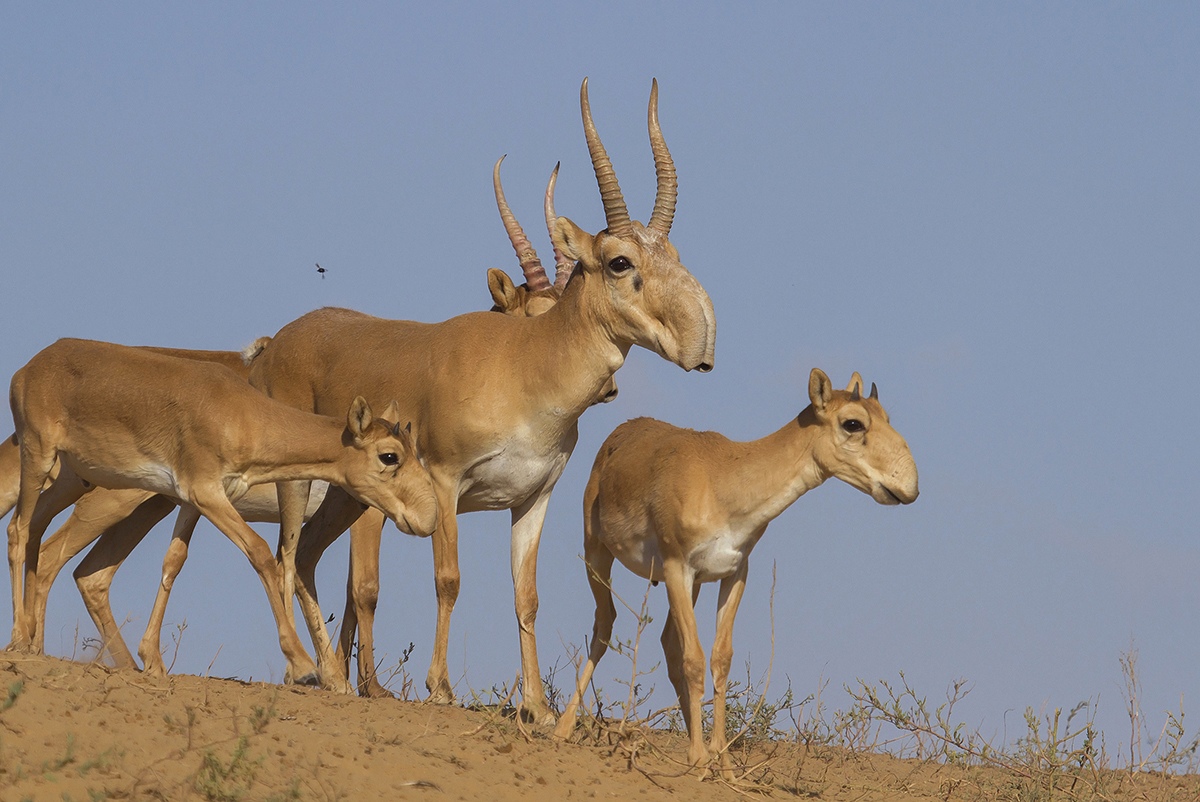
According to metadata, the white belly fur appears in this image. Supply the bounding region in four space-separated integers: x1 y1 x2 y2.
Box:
233 481 330 522
605 524 753 584
459 445 569 511
68 457 181 499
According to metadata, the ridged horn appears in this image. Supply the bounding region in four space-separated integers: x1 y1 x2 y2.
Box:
646 78 677 235
580 77 632 237
545 162 574 290
493 155 551 292
870 382 879 401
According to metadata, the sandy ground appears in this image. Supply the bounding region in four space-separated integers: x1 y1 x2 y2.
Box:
1 654 1197 802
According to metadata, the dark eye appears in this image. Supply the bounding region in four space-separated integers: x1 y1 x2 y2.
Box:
607 256 633 273
841 419 865 434
379 452 400 466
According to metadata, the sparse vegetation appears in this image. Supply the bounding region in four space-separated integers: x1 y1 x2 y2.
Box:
543 568 1199 799
2 641 1196 801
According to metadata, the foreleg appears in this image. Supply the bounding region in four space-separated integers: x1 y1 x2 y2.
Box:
192 488 315 681
510 486 554 724
426 479 460 705
661 560 708 771
709 560 749 779
340 508 389 697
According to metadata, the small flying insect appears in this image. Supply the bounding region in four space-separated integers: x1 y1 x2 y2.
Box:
316 263 327 279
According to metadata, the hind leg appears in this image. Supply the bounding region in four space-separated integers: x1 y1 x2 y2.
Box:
553 483 617 740
7 433 72 650
36 489 165 657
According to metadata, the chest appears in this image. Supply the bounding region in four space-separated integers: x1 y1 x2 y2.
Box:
457 429 576 511
685 526 764 582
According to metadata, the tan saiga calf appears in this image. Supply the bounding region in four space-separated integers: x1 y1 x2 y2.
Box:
3 340 274 650
2 339 342 666
254 79 715 721
553 369 919 775
7 339 438 678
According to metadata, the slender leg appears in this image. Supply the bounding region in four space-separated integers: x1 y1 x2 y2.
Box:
660 580 702 737
340 508 390 697
41 490 170 662
8 436 83 650
275 479 311 633
191 489 315 677
709 559 749 779
0 434 21 521
549 525 614 739
425 479 460 705
661 559 708 771
510 486 554 724
138 506 202 676
293 486 365 693
336 540 357 684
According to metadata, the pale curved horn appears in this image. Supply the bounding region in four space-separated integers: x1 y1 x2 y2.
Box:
493 155 551 291
580 77 632 237
646 78 677 235
545 162 574 290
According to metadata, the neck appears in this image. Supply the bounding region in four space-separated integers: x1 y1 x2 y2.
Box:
724 406 828 529
521 271 630 415
239 407 350 487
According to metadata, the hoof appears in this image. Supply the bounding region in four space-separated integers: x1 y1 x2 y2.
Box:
290 670 322 687
324 677 355 695
360 680 395 699
551 718 576 741
426 685 456 706
520 702 557 728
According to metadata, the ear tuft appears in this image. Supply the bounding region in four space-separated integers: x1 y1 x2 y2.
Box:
808 368 832 412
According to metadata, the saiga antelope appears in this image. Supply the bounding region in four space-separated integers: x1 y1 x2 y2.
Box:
552 369 919 774
6 339 439 679
3 340 274 649
333 156 618 696
251 78 716 720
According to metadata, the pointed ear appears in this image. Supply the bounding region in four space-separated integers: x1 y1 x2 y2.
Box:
486 268 519 311
347 396 373 439
808 368 833 413
552 216 593 263
846 372 864 397
379 399 403 427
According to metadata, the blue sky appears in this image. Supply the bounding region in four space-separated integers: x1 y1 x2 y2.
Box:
3 4 1198 751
